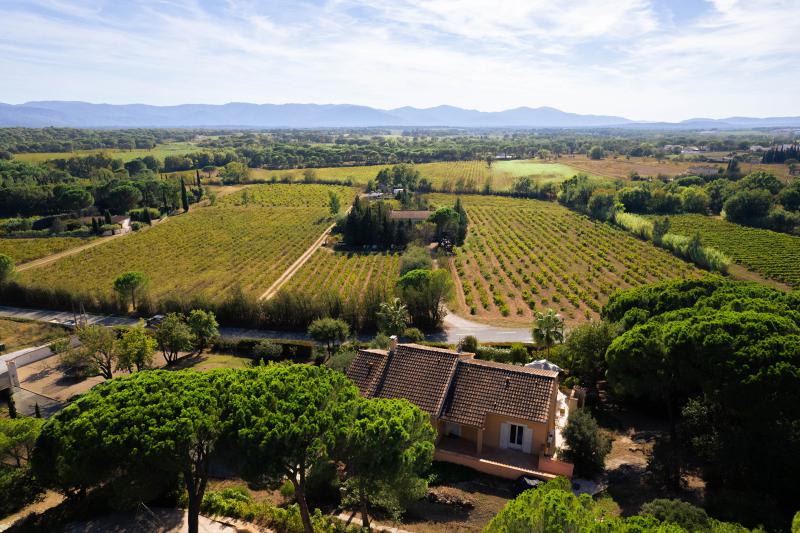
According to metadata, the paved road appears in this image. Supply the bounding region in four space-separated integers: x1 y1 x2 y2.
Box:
0 305 532 344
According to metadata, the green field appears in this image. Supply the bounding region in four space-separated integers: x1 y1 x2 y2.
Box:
431 194 701 326
0 236 95 264
18 185 348 301
13 142 205 164
663 214 800 287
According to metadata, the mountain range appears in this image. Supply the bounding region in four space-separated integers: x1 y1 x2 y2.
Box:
1 101 799 129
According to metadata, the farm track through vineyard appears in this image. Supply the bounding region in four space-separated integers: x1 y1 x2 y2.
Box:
283 248 401 301
16 184 357 302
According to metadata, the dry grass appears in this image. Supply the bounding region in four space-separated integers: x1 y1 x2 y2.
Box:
563 154 793 181
0 318 68 354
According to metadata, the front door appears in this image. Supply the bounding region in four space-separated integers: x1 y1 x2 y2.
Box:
508 424 524 450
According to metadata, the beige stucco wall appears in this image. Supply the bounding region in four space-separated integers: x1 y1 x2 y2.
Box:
484 412 548 455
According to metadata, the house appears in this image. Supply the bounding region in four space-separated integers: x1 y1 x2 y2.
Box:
346 340 574 480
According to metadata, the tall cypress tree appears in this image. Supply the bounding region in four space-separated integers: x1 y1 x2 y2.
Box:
144 207 153 226
181 177 189 212
104 209 112 225
8 393 17 419
91 217 99 235
196 169 202 188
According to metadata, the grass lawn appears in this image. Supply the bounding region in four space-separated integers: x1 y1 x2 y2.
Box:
0 317 69 354
170 352 253 371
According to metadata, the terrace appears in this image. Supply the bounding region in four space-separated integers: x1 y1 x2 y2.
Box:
434 435 573 481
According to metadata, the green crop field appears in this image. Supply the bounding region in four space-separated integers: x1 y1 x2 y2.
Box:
663 214 800 287
18 185 349 301
0 236 95 264
13 142 206 164
430 194 701 326
283 248 401 300
216 183 358 208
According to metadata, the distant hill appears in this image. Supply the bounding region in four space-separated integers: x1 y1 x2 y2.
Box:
0 101 798 129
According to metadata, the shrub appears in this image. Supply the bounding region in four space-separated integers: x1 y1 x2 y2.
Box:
660 233 730 273
327 349 357 373
561 409 611 478
457 335 478 353
402 327 425 342
640 499 710 532
253 340 283 362
613 211 653 240
509 343 528 364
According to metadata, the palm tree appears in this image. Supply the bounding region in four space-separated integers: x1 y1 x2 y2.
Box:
377 298 410 337
532 308 565 356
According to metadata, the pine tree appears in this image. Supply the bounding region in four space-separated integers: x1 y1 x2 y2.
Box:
91 217 99 234
34 402 41 418
181 177 189 212
8 393 17 419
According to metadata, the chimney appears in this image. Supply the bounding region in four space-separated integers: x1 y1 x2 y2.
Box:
389 335 398 353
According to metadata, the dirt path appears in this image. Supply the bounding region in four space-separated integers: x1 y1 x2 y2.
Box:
258 223 335 301
16 233 125 272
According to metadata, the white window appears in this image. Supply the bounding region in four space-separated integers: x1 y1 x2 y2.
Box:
509 424 524 448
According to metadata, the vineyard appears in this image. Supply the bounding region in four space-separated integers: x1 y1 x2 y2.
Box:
283 248 401 300
216 183 358 208
664 214 800 287
250 159 586 191
0 236 94 264
430 194 701 326
18 194 337 301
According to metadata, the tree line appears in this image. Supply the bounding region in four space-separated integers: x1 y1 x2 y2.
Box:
548 276 800 530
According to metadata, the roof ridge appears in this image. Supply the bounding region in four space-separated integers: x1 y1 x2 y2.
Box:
461 358 558 378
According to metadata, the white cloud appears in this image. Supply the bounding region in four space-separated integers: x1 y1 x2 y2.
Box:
0 0 797 120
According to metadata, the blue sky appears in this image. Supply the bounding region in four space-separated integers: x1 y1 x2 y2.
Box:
0 0 797 121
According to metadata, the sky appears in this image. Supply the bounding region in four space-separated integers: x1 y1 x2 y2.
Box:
0 0 798 122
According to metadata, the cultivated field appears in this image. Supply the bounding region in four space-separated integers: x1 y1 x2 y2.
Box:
283 248 401 300
0 236 95 264
17 186 347 301
663 214 800 287
431 194 701 326
216 183 358 208
564 154 793 181
251 159 589 191
12 142 205 164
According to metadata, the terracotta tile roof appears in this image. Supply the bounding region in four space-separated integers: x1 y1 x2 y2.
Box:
441 358 556 427
347 343 557 428
347 344 460 414
346 349 389 398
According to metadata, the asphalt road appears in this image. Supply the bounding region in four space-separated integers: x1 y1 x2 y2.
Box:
0 305 533 344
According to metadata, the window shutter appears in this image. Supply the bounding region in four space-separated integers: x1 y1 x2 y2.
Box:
522 424 533 453
500 422 510 449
